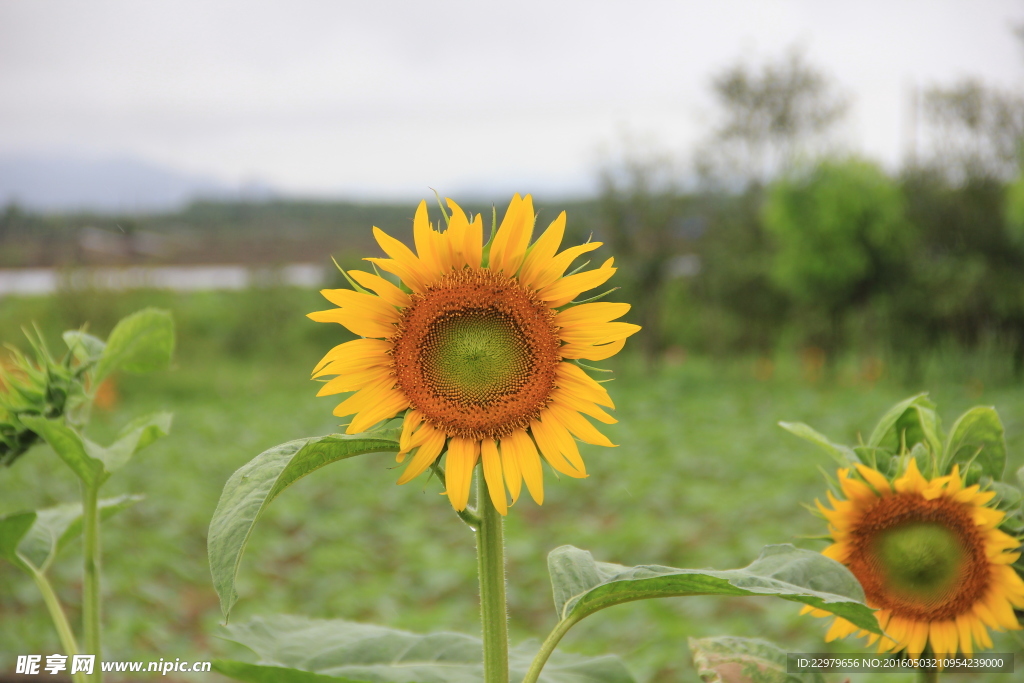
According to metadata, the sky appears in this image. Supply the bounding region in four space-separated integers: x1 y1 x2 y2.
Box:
1 0 1022 201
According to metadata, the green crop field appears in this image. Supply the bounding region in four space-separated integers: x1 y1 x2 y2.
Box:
2 289 1023 682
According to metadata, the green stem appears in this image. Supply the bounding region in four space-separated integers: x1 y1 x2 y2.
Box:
82 482 103 681
26 561 87 683
476 474 508 683
521 615 580 683
920 669 939 683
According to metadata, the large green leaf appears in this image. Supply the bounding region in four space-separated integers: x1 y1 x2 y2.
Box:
0 511 36 569
777 422 857 466
867 393 942 456
84 412 172 473
62 330 106 364
942 406 1006 480
19 415 107 488
0 495 141 573
213 614 636 683
208 432 401 620
94 308 175 382
689 636 827 683
548 544 880 635
17 495 144 571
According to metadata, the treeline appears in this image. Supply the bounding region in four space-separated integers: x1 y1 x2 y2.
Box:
579 47 1024 375
3 45 1024 376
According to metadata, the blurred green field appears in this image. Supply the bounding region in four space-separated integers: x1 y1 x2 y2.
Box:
2 288 1023 682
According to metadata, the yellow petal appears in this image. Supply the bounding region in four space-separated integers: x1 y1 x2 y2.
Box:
364 257 427 293
504 429 543 504
550 388 616 424
399 410 424 453
464 213 484 269
498 438 523 504
537 410 588 472
373 225 431 279
519 212 566 288
347 388 409 433
445 437 480 511
332 376 396 418
854 464 892 494
556 362 614 408
546 403 616 447
316 366 391 396
319 288 401 323
559 337 628 361
555 302 631 326
307 308 397 339
559 321 642 345
539 259 616 306
481 439 508 515
396 424 446 484
955 614 974 657
490 194 535 274
530 418 586 478
348 270 411 309
313 338 392 376
530 241 603 291
413 200 445 275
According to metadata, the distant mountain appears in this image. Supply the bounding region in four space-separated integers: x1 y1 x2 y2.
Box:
0 153 277 213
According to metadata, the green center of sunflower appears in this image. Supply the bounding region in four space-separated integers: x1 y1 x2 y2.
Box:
389 268 562 440
871 522 967 603
421 308 533 404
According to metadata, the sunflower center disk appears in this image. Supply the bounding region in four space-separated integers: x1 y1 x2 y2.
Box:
872 523 967 604
390 270 561 440
850 494 990 620
423 311 533 403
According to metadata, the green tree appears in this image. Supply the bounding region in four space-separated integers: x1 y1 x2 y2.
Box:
921 78 1024 182
764 158 910 356
596 149 683 363
697 49 848 186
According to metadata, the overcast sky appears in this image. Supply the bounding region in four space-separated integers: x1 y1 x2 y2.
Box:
1 0 1022 200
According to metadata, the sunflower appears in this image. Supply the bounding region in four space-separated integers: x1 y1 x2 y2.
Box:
309 194 639 514
803 459 1024 657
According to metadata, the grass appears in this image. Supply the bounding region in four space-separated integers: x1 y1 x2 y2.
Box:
1 288 1023 682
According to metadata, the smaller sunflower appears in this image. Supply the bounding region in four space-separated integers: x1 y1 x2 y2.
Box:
804 460 1024 657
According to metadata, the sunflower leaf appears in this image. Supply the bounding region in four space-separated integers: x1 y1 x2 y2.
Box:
208 433 401 621
548 544 880 635
82 412 172 474
867 393 942 456
778 422 858 466
689 635 828 683
0 511 35 570
213 614 636 683
62 330 106 364
94 308 175 383
942 406 1006 480
15 495 144 572
19 415 108 487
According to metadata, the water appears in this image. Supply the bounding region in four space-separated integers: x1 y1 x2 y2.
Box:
0 264 327 297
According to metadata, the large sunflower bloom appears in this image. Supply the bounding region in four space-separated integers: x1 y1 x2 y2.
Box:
804 460 1024 657
309 194 639 514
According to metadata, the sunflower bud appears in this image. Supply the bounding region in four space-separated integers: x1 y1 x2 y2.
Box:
0 329 88 467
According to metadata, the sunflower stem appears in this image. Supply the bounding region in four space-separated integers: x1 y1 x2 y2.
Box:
82 481 103 681
920 669 939 683
476 474 509 683
26 561 88 683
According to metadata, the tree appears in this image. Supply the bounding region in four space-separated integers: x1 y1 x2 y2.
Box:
697 50 848 186
763 158 910 356
921 79 1024 182
596 144 686 363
